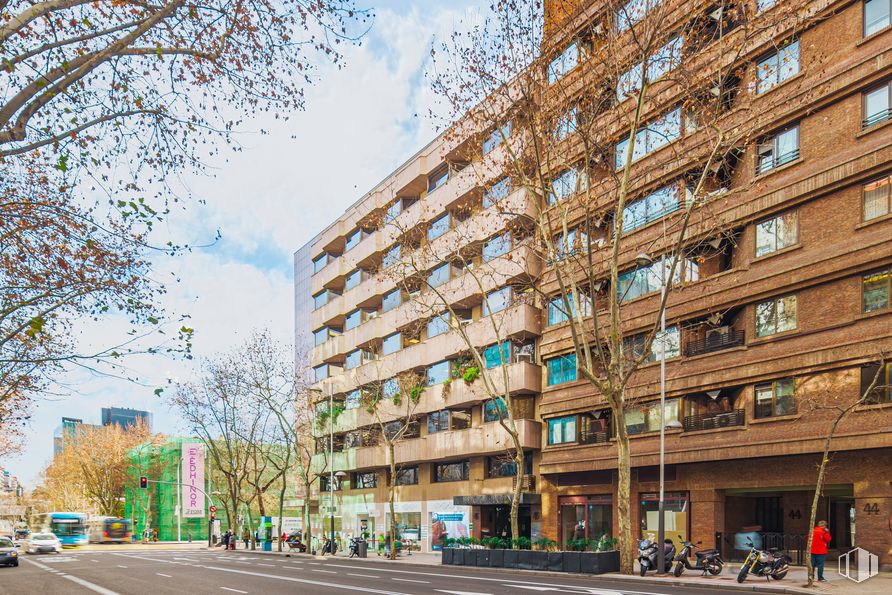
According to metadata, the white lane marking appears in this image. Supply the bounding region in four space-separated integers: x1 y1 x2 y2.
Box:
157 573 172 578
308 562 322 565
393 578 430 584
116 565 127 568
62 574 121 595
199 564 410 595
220 589 248 594
92 559 99 562
347 573 380 578
256 563 275 567
312 569 337 574
436 591 492 595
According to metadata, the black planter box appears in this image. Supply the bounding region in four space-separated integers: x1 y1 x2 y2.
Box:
476 549 491 567
561 551 582 573
503 549 519 569
489 548 504 567
441 547 619 575
441 548 453 565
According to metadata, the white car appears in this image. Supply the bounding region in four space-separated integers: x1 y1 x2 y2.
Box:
26 533 62 554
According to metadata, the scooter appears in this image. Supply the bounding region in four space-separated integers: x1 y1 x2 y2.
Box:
321 537 338 555
736 540 791 582
348 537 363 558
673 538 724 576
638 538 676 576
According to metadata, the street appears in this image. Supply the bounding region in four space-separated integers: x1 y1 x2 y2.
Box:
0 548 743 595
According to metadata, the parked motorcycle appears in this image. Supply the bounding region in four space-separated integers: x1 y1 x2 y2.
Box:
638 538 676 576
348 537 363 558
736 540 791 582
321 537 338 555
673 539 724 577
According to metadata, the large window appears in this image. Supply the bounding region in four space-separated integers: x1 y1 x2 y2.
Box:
313 253 329 274
345 309 362 331
382 289 402 313
625 326 681 363
617 37 682 100
755 295 798 337
483 122 511 154
434 461 470 482
382 378 399 399
483 342 511 369
547 354 577 386
754 379 796 418
382 245 401 269
483 233 511 262
757 0 777 11
483 287 511 316
548 415 577 444
863 267 892 313
313 290 330 310
756 40 799 94
428 263 451 288
616 0 653 32
622 184 683 233
346 349 369 370
626 398 679 435
354 472 377 489
552 227 587 261
313 365 329 383
428 410 471 434
394 466 419 486
864 0 891 37
344 229 366 252
863 175 892 220
549 168 584 204
344 269 364 291
757 126 800 174
561 495 613 547
488 455 532 478
755 211 798 257
547 293 592 326
548 41 581 84
864 81 891 128
313 327 333 346
861 363 892 403
383 201 402 224
640 492 688 547
484 398 509 422
382 332 402 356
428 164 450 193
615 108 682 169
345 390 361 410
553 106 578 141
428 214 450 241
427 312 450 338
484 177 510 208
617 256 699 303
427 360 451 385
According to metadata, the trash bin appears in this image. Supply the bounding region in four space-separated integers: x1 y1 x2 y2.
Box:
358 540 368 558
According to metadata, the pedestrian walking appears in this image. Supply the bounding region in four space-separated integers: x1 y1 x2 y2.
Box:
222 530 230 550
242 528 250 550
810 520 832 582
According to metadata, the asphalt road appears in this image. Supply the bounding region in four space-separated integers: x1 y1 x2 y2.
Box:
0 548 746 595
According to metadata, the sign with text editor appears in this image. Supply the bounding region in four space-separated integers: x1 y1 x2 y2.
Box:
182 442 205 518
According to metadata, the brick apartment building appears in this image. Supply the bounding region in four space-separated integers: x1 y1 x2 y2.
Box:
297 0 892 565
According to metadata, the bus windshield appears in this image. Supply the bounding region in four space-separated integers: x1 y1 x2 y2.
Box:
51 518 86 536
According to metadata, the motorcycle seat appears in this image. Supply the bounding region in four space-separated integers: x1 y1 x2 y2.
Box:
695 549 718 557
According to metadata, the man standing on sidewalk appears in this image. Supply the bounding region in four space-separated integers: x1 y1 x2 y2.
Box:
811 520 832 582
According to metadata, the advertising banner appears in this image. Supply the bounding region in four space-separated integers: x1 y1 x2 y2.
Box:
182 442 205 518
430 511 469 550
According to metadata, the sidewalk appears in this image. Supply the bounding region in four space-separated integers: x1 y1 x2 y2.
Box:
75 541 209 551
223 547 892 595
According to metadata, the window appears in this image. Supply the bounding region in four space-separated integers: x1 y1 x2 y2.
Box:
549 168 583 204
487 455 532 478
864 81 891 128
758 0 777 11
864 0 891 36
483 342 511 369
863 267 892 313
314 327 332 346
384 420 419 440
552 226 588 261
382 378 399 398
756 126 799 174
754 379 796 418
345 390 361 410
617 256 699 303
483 287 511 316
484 122 511 154
394 466 419 486
861 363 892 403
428 214 450 241
756 40 799 94
345 309 362 331
615 108 682 169
344 229 360 252
382 289 402 313
313 365 329 383
427 263 451 289
428 410 450 434
451 409 471 430
547 293 592 326
548 41 580 84
622 184 683 233
428 164 450 193
313 253 329 274
483 233 511 262
617 37 682 100
616 0 653 32
626 398 679 435
313 290 330 310
755 295 798 337
547 354 577 386
427 360 450 385
382 245 401 269
427 312 450 338
755 211 798 257
434 461 470 482
548 416 577 444
383 201 402 224
484 398 509 422
625 326 681 363
345 349 362 370
344 269 363 291
382 332 402 356
863 175 892 220
354 472 377 489
484 177 510 208
553 106 578 141
319 475 343 491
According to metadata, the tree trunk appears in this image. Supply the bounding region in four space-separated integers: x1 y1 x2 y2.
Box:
615 423 634 574
388 442 397 561
277 475 287 552
302 478 312 553
509 439 524 548
806 414 846 587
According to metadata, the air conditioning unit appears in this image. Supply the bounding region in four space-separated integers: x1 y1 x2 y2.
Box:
705 326 731 343
708 7 723 21
515 352 534 364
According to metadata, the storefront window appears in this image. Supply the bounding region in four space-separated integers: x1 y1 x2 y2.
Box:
560 495 613 548
640 491 689 551
385 512 421 550
430 510 470 551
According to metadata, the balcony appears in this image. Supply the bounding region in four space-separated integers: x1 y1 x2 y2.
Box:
683 328 745 357
312 334 344 365
354 418 541 469
682 409 746 432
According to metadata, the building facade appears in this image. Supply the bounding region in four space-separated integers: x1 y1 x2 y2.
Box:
101 407 153 430
299 0 892 565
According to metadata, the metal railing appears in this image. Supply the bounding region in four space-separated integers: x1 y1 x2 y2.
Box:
863 108 891 129
683 409 745 432
716 532 806 566
683 329 745 357
756 148 800 175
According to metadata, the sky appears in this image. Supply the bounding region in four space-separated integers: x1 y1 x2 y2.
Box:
5 0 487 488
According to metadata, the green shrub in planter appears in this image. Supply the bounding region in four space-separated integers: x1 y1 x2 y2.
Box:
534 536 558 551
512 536 532 550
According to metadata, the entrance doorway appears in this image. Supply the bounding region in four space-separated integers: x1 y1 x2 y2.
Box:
480 505 530 542
559 495 612 548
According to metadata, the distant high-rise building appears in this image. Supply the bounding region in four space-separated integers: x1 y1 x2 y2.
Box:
52 417 100 456
101 407 152 430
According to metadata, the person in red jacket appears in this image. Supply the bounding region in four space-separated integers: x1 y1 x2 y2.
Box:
810 520 832 581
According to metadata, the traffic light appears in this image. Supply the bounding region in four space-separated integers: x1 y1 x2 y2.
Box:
139 476 148 489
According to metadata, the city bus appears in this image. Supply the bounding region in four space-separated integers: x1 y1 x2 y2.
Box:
88 517 131 544
34 512 88 546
